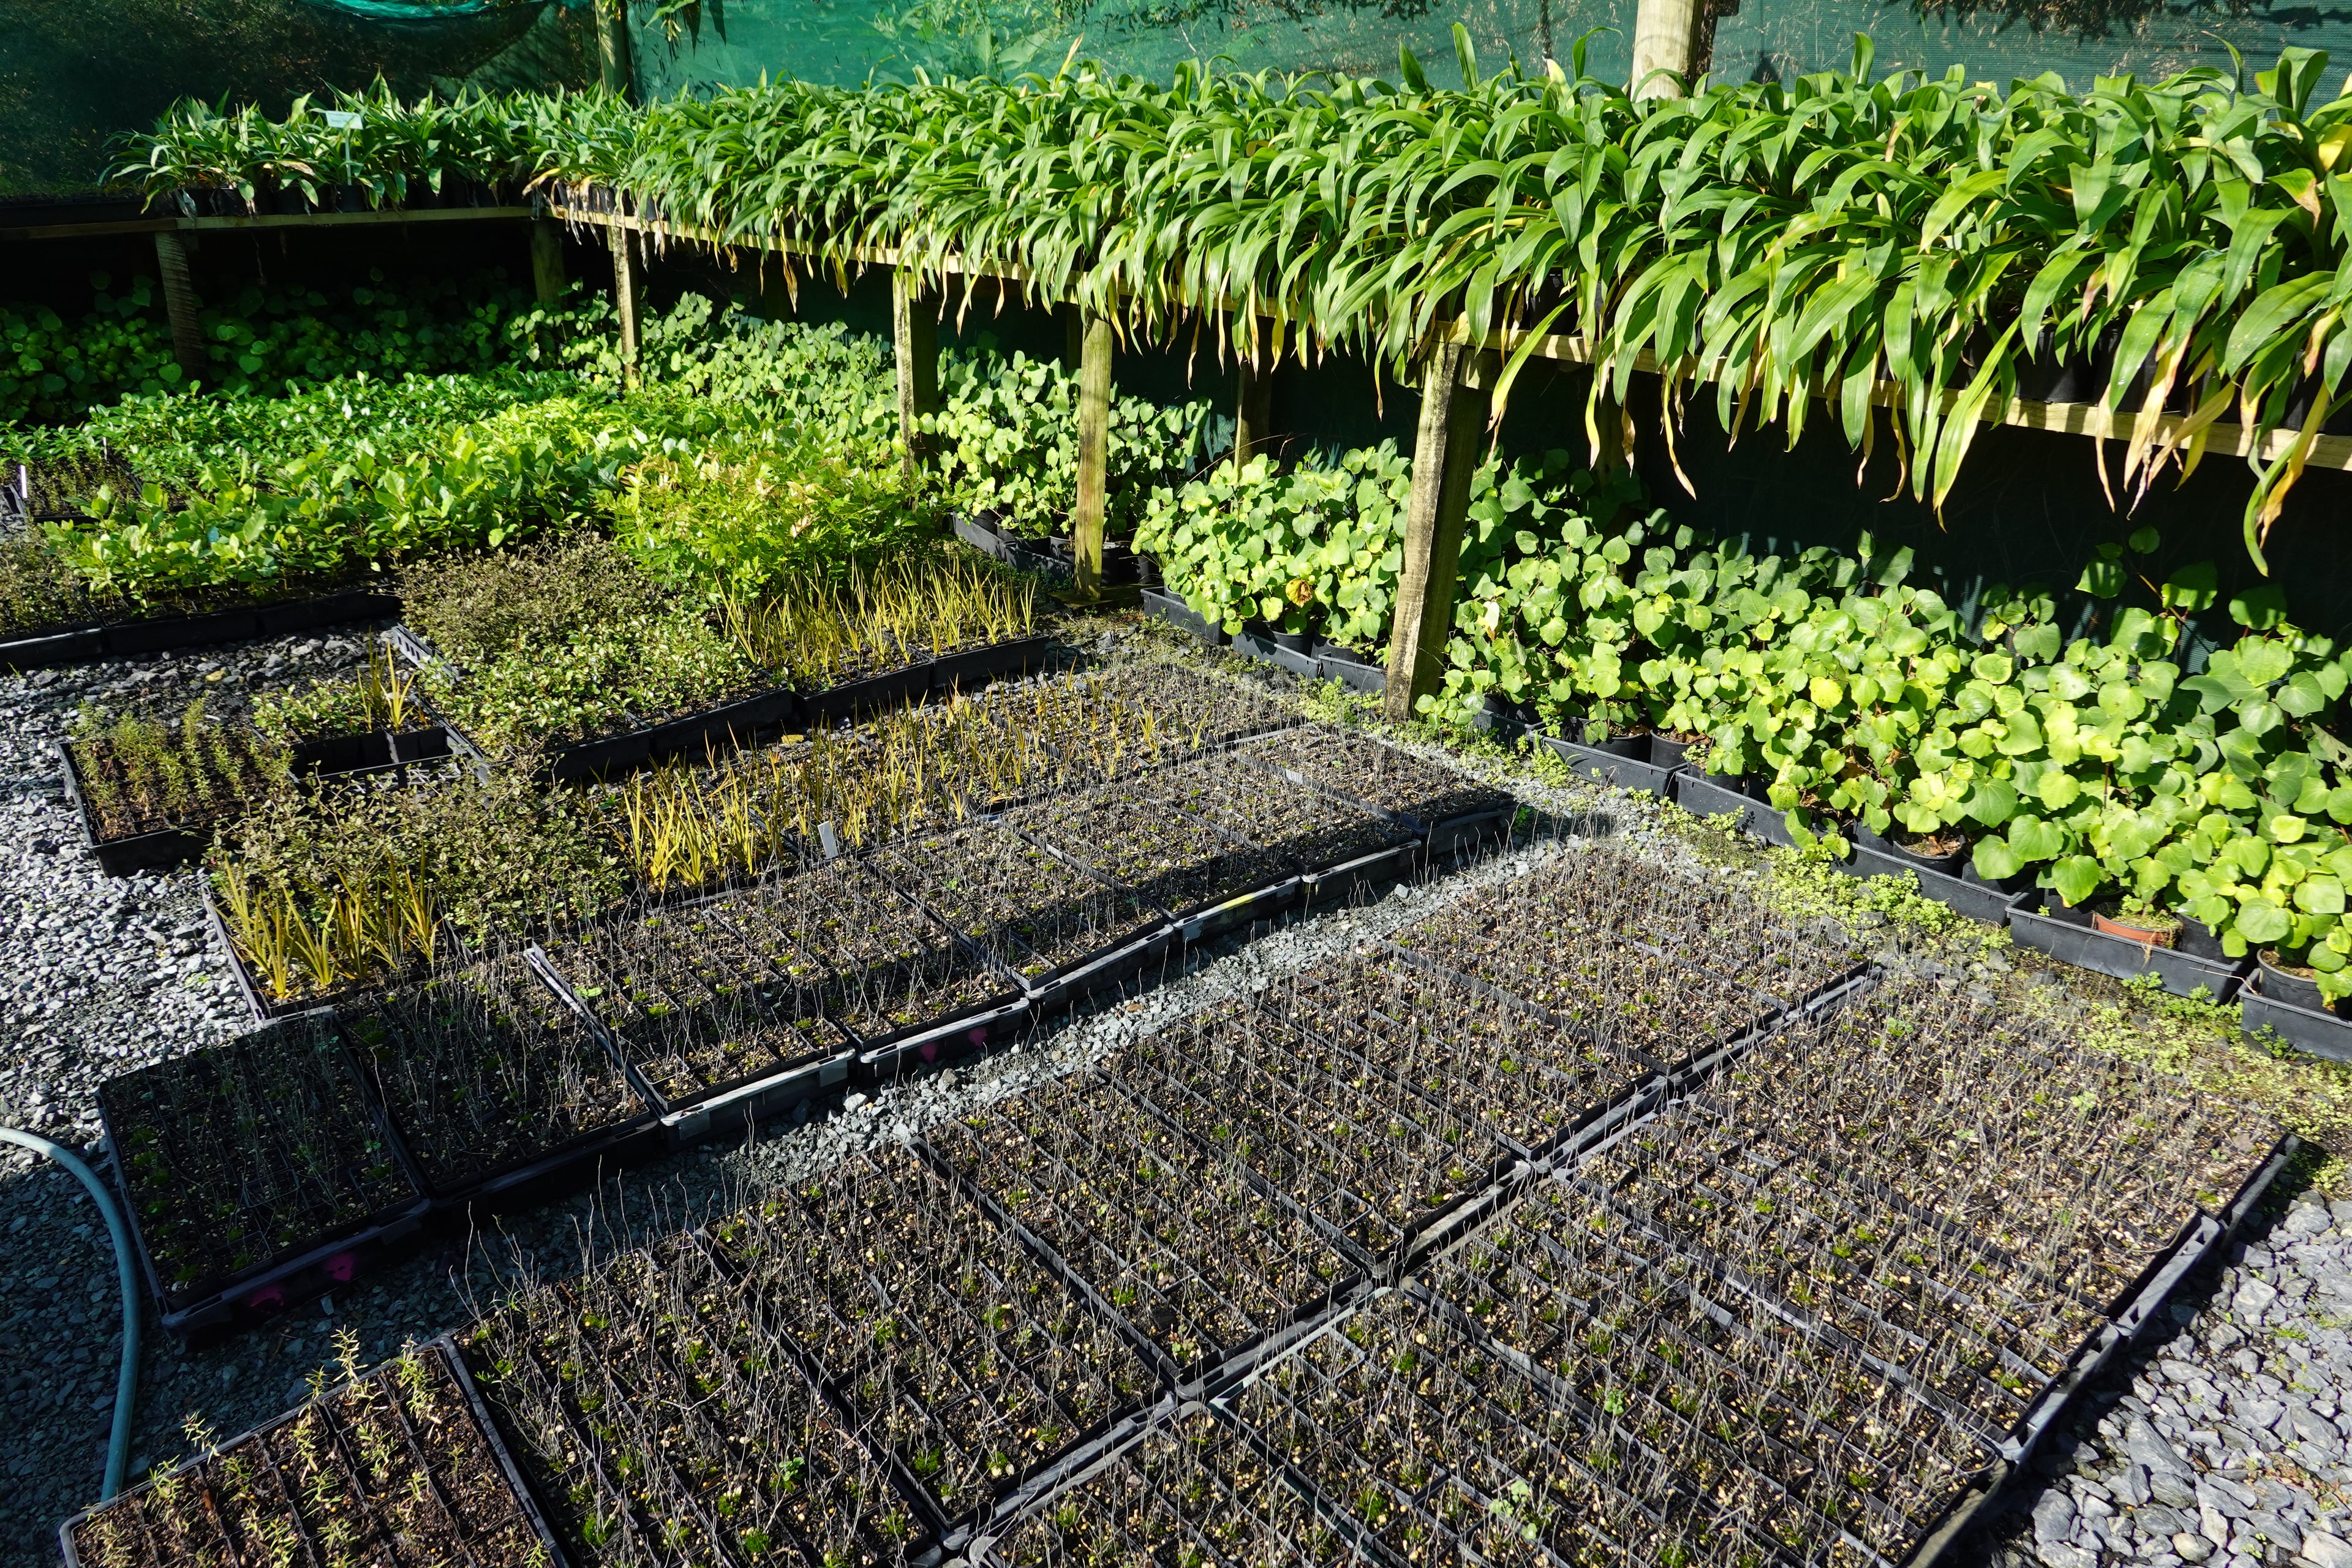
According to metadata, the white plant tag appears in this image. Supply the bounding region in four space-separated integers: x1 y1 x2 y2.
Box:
320 110 364 130
818 821 840 860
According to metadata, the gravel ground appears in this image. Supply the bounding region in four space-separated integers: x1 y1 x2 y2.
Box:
0 620 2337 1567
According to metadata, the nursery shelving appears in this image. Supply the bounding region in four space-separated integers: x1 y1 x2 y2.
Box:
60 1335 562 1568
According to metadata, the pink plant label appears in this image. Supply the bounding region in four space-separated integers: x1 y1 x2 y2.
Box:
324 1253 358 1283
245 1284 286 1314
920 1041 938 1062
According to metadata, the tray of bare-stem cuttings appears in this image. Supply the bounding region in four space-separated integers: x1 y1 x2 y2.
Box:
920 1072 1369 1390
870 819 1177 1012
96 1011 430 1341
1235 725 1519 854
686 858 1033 1084
337 943 662 1213
61 1333 565 1568
1007 777 1303 946
983 661 1301 786
1130 747 1423 906
703 1142 1164 1547
532 896 856 1147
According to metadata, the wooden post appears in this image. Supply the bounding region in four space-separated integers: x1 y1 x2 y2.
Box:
597 0 636 100
1233 345 1274 480
610 228 639 387
152 232 206 383
1071 311 1114 600
892 268 940 477
1630 0 1703 97
529 220 565 305
1382 341 1487 722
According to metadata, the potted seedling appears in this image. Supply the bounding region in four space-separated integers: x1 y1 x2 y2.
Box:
2092 893 2183 949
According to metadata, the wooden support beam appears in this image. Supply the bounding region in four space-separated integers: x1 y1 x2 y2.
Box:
610 228 640 386
530 219 566 305
1383 341 1487 722
151 232 206 383
1072 312 1115 600
892 269 941 477
1234 345 1275 480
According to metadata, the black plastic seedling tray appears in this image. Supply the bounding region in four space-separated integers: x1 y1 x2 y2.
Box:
1139 584 1229 646
59 739 214 875
1534 730 1681 797
522 927 857 1150
1671 769 1796 845
203 880 397 1023
96 1016 432 1342
58 1333 570 1568
2 586 400 674
286 722 452 774
1231 627 1319 678
2008 907 2250 999
1839 843 2034 925
1312 641 1387 693
929 632 1061 695
2241 981 2352 1061
345 949 666 1215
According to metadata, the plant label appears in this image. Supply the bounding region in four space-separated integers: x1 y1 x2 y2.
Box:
321 110 364 130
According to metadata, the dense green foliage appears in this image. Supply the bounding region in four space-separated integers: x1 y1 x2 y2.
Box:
1153 442 2352 994
115 38 2352 567
0 269 571 426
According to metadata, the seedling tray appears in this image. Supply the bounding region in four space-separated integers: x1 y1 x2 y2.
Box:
1139 584 1229 646
1236 728 1516 850
1839 842 2033 925
530 907 856 1146
2241 981 2352 1061
929 631 1061 695
872 822 1177 1011
2008 906 2249 999
1671 769 1796 845
341 951 663 1210
2 586 399 674
59 1335 567 1568
799 658 932 729
1232 627 1320 678
203 881 393 1023
96 1015 431 1341
60 738 214 875
1534 729 1680 797
286 722 451 774
1302 840 1422 909
1312 640 1387 693
1009 784 1305 944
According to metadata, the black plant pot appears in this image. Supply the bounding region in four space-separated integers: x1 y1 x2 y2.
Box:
2257 952 2338 1014
276 186 314 216
1648 733 1698 769
1959 858 2035 896
334 183 370 214
2177 914 2226 962
1852 824 1969 878
1574 720 1647 758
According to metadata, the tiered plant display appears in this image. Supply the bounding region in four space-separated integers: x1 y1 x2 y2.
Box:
1009 785 1298 933
710 1145 1157 1521
1238 727 1512 842
540 903 837 1113
341 951 652 1199
928 1076 1359 1377
66 698 290 872
62 1338 558 1568
717 862 1024 1064
97 1015 423 1330
874 822 1167 1000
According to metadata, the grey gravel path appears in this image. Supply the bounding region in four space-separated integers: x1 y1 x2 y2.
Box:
1978 1193 2352 1568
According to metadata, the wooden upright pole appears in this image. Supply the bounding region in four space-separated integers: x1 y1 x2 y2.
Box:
152 233 205 383
610 230 639 387
1382 342 1487 722
1630 0 1703 97
1071 311 1115 600
1233 347 1274 480
892 269 941 477
529 220 565 304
